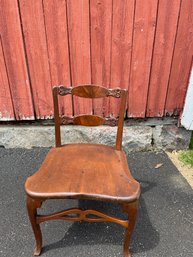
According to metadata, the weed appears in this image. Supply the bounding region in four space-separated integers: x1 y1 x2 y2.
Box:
179 150 193 167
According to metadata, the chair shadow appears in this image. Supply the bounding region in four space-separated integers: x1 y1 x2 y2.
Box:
41 180 160 255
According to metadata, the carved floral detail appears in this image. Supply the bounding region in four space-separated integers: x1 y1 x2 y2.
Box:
58 86 72 96
107 88 122 98
60 116 74 125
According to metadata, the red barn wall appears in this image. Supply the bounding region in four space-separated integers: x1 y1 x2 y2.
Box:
0 0 192 120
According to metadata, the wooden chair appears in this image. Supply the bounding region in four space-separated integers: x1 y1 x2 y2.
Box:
25 85 140 257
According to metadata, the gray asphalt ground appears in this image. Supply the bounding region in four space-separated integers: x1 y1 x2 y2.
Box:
0 148 193 257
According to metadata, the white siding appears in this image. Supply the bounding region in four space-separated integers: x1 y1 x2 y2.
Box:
181 66 193 130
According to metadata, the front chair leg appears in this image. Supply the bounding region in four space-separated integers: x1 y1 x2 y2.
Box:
122 200 139 257
26 196 43 256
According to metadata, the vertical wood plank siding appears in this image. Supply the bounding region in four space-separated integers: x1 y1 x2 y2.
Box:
128 0 158 117
43 0 72 116
90 0 112 116
19 0 53 119
165 0 193 116
147 0 181 117
0 37 14 120
0 0 34 120
0 0 192 120
110 0 135 117
67 0 92 115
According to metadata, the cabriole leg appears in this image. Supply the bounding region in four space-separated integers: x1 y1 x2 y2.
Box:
26 196 43 256
122 200 139 257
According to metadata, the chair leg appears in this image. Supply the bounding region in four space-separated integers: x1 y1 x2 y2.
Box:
26 196 43 256
122 200 139 257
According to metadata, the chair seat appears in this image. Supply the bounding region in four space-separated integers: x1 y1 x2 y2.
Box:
25 144 140 203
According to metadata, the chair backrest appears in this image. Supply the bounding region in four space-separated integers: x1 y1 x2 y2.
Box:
52 85 127 150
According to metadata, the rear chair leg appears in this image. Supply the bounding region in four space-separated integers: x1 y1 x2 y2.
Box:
26 196 43 256
122 200 139 257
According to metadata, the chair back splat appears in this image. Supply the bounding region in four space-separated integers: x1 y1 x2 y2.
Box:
52 85 127 150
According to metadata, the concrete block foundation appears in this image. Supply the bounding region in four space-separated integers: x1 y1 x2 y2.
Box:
0 123 191 153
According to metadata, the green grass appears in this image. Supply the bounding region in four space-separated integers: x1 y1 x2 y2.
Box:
179 150 193 167
189 131 193 149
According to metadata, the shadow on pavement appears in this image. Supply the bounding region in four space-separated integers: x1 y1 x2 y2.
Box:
40 180 159 255
1 149 193 257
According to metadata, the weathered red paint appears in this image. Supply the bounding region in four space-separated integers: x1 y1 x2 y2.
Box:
67 0 92 115
90 0 112 116
0 0 191 121
110 0 135 117
165 0 193 116
43 0 72 116
0 37 14 120
19 0 53 119
147 0 181 117
0 0 34 120
128 0 158 118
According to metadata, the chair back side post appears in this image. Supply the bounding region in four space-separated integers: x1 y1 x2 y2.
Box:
116 90 127 151
52 87 61 147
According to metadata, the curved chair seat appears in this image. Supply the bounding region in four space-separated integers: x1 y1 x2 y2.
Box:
25 144 140 202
